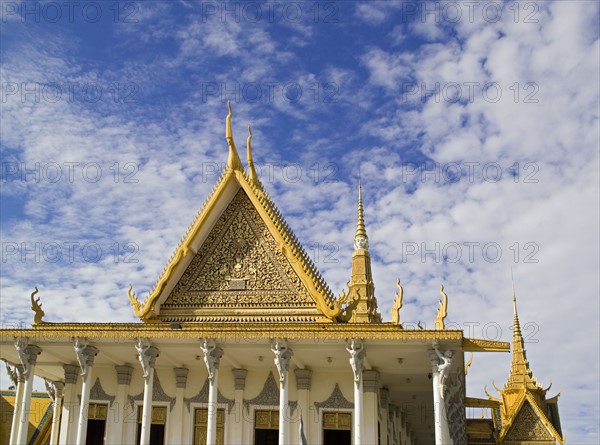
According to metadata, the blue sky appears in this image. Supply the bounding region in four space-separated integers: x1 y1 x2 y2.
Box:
1 1 599 441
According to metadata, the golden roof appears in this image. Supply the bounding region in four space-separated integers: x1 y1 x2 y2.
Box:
128 103 347 323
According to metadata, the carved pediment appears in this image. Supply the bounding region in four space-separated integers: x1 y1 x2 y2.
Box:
505 401 554 441
159 190 322 321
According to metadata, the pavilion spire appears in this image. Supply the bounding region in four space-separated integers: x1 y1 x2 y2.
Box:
354 181 369 250
225 101 244 171
347 181 381 323
506 278 538 389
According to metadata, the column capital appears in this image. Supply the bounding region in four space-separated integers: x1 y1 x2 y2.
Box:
45 380 65 404
380 386 390 409
115 365 134 385
15 338 42 377
294 368 312 391
346 339 365 388
63 364 80 384
74 339 98 379
3 361 25 386
174 367 189 389
135 339 160 381
201 338 223 383
271 339 293 385
232 368 248 391
363 369 380 393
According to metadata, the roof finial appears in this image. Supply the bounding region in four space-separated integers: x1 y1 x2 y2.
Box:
510 267 521 320
434 285 448 330
507 270 537 389
246 123 260 186
225 101 243 171
354 180 368 250
30 287 45 324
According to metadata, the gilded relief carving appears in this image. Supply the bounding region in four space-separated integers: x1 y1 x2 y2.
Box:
505 402 553 441
162 190 315 312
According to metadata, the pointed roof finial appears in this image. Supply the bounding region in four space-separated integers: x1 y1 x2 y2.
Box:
512 268 518 321
225 101 243 171
246 123 260 186
354 180 369 250
507 271 538 389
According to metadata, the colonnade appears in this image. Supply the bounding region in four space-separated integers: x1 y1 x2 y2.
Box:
8 337 454 445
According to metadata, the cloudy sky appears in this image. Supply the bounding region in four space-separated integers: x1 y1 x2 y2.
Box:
1 0 598 441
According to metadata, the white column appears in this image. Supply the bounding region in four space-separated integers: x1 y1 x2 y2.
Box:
136 339 160 445
231 369 247 445
271 339 293 445
429 344 454 445
201 339 224 445
294 368 311 445
15 339 42 445
74 339 99 445
379 387 389 445
346 339 365 445
45 381 65 445
363 370 379 445
58 364 79 445
7 363 24 445
171 367 188 445
107 365 133 445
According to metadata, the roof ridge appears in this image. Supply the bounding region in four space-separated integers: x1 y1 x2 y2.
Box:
251 182 336 305
144 168 230 303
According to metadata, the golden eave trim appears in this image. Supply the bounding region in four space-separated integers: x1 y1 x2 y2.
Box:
462 338 510 352
464 397 500 408
234 170 340 318
134 170 237 321
1 326 465 342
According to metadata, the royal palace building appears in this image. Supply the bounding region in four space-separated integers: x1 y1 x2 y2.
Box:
0 104 563 445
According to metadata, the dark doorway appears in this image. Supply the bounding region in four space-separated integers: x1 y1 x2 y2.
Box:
254 428 279 445
136 423 165 445
86 419 106 445
323 428 351 445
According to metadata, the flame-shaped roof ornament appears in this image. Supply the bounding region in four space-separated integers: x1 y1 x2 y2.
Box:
225 101 243 171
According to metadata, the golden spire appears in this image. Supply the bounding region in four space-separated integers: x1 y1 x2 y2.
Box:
507 278 538 389
246 123 260 186
225 101 243 171
493 277 563 445
346 181 381 323
354 181 369 250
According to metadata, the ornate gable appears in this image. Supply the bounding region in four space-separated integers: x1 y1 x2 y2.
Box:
504 401 554 443
128 103 346 323
158 189 326 322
